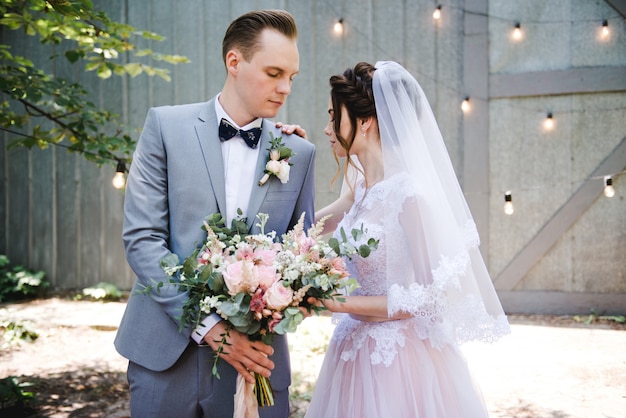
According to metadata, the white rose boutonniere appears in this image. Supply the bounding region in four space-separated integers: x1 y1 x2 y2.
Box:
258 133 295 186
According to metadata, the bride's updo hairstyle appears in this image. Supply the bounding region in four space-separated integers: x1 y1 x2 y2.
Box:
329 62 377 187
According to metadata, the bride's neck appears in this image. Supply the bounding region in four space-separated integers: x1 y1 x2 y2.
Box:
355 146 384 188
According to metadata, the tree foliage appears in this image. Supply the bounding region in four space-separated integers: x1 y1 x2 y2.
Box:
0 0 188 168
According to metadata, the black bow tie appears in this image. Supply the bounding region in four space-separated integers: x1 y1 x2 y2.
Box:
219 118 262 149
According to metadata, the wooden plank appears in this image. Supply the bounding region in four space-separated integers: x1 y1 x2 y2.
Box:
6 147 29 265
490 67 626 98
463 0 490 261
498 290 626 315
99 0 132 288
30 146 55 277
0 134 6 254
495 136 626 290
51 35 82 289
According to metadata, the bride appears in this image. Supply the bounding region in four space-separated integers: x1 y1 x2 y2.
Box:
305 61 510 417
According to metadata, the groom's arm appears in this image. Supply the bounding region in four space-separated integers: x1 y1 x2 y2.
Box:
123 107 191 334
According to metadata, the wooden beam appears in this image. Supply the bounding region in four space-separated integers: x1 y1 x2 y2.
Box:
498 290 626 315
490 67 626 98
495 136 626 290
605 0 626 18
463 0 490 261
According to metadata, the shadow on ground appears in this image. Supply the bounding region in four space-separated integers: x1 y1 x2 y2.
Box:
0 369 129 418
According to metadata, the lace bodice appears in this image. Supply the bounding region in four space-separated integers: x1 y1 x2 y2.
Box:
331 174 509 366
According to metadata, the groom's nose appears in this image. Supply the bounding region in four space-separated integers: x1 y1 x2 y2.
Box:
276 77 292 95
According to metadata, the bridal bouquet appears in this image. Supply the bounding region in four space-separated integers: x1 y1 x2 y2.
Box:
154 211 377 416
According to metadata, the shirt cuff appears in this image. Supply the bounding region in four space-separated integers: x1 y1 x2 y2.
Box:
190 313 222 344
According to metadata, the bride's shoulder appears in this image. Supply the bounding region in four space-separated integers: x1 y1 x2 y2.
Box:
385 172 421 197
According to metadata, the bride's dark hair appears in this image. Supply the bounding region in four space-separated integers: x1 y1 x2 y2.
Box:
329 62 377 189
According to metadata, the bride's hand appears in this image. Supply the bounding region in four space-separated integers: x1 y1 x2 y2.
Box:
306 295 342 313
275 122 307 139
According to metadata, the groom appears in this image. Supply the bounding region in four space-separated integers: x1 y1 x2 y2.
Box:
114 10 315 418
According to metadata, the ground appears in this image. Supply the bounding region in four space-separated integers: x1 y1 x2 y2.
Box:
1 297 625 418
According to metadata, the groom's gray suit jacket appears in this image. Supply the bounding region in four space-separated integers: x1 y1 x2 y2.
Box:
114 98 316 393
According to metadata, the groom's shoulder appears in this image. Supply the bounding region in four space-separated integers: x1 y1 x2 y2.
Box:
150 100 212 117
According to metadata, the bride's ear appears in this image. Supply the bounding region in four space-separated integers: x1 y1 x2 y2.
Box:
360 117 375 133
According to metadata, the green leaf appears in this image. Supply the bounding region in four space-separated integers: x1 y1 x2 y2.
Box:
124 62 143 77
181 256 198 277
96 62 112 79
358 244 371 258
64 50 81 63
328 237 340 255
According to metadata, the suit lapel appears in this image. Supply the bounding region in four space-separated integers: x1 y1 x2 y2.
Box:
195 99 227 217
245 119 272 230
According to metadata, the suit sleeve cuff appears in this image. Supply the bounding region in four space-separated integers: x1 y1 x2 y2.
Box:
190 313 222 344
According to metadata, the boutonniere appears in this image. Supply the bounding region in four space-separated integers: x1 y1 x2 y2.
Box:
258 133 294 186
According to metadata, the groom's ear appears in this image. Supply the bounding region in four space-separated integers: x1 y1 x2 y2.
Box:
225 50 241 75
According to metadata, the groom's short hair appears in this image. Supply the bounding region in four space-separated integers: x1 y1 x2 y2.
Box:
222 10 298 64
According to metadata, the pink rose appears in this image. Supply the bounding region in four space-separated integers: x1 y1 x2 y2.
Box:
254 249 277 266
222 260 258 295
328 257 349 278
235 244 254 261
255 264 279 290
263 281 294 310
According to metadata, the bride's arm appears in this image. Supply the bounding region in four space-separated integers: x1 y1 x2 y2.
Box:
320 295 412 322
314 193 353 233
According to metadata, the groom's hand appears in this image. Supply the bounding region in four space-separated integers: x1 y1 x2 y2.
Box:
204 321 275 384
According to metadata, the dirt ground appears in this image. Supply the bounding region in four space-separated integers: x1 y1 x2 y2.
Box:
1 297 625 418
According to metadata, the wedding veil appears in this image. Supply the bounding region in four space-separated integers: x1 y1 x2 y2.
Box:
371 61 509 346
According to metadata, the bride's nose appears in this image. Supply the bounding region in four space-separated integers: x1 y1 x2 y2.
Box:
324 122 332 137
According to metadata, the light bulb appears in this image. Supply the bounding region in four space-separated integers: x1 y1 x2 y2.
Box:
334 19 344 35
461 97 471 113
604 176 615 198
544 112 554 130
512 22 522 41
601 20 609 38
112 161 126 189
504 191 514 215
433 5 442 20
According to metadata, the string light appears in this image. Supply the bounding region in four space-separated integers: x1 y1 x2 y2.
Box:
333 18 344 35
543 112 554 131
512 22 523 41
604 176 615 197
504 191 514 215
601 19 610 38
433 5 442 20
461 97 471 113
112 161 126 189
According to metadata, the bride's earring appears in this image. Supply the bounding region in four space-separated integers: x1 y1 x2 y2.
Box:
361 129 366 137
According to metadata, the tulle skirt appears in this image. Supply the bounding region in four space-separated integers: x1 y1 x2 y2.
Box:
305 317 489 418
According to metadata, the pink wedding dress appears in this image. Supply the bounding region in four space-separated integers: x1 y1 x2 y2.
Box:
305 175 507 418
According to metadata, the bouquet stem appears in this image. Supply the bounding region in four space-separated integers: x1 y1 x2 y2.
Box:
254 373 274 407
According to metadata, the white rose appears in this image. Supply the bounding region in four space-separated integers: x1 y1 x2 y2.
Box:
266 160 282 175
276 161 291 183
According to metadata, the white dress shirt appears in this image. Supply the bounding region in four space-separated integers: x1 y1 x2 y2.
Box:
191 95 262 344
